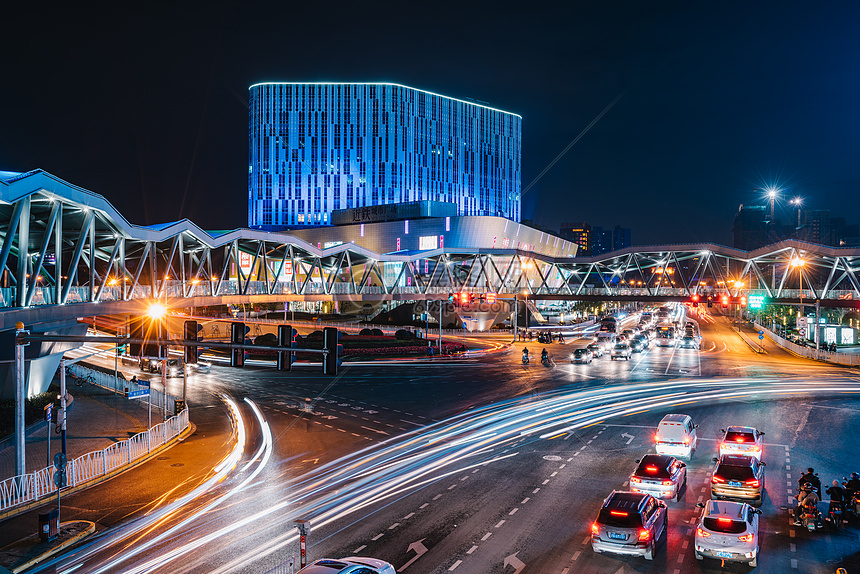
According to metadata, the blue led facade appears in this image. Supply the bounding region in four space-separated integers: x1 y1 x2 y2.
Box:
248 83 521 228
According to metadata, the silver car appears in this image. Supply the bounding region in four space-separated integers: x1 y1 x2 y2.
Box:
297 557 396 574
694 499 761 567
611 343 632 360
591 491 667 560
630 454 687 501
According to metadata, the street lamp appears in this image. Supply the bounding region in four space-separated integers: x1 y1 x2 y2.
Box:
790 197 803 228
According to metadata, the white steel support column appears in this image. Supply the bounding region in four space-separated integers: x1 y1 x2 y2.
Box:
14 323 27 477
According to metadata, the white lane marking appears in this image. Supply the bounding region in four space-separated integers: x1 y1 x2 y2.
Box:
389 523 400 530
682 540 689 549
582 535 590 545
551 472 558 477
420 503 429 509
495 520 506 528
461 476 469 481
542 479 550 485
533 488 541 494
448 484 457 490
522 497 530 504
449 560 462 571
579 445 587 450
790 529 796 538
791 559 798 568
372 533 384 541
433 494 443 500
361 426 390 436
786 465 791 470
472 469 480 473
403 513 415 520
567 457 573 462
592 435 598 440
587 440 593 444
559 464 566 469
354 545 366 553
677 554 684 563
481 532 492 541
509 508 519 515
573 452 580 457
790 543 796 552
572 550 581 561
467 546 478 555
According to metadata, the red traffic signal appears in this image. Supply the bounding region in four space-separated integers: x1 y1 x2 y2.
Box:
740 295 747 307
691 294 700 307
721 295 729 308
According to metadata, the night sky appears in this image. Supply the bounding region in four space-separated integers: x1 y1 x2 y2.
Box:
2 2 858 245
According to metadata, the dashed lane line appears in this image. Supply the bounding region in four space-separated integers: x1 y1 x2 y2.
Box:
448 559 462 571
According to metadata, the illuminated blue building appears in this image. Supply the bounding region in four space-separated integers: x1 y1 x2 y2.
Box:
248 83 521 228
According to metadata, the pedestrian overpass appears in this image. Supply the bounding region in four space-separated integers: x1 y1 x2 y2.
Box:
1 169 859 330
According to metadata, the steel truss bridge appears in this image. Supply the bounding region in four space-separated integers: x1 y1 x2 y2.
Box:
1 170 859 327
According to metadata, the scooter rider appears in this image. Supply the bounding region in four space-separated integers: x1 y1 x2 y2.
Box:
842 472 860 498
794 482 821 525
522 347 529 362
800 467 822 498
541 348 548 362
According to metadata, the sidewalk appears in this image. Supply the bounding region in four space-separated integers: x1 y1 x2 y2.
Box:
0 380 164 483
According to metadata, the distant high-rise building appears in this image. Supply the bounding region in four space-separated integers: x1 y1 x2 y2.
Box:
560 222 631 255
732 205 770 250
248 82 522 229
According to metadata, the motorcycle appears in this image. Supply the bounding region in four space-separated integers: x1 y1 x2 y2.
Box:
798 501 824 531
827 500 845 529
841 477 860 520
522 354 529 365
541 354 549 364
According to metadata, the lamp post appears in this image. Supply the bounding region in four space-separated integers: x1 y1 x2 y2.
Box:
790 197 803 229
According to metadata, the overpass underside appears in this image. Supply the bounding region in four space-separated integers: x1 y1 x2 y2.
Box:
1 170 860 328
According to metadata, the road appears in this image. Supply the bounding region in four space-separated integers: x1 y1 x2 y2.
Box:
24 307 860 573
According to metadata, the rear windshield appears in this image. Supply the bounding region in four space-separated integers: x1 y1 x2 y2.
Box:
635 460 671 478
703 517 747 534
614 344 627 349
575 350 587 356
715 464 755 480
598 508 643 528
725 431 755 442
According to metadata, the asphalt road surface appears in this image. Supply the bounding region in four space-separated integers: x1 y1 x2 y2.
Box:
25 308 860 574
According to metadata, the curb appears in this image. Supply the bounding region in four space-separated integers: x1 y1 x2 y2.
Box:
735 329 767 354
0 421 196 523
5 520 95 574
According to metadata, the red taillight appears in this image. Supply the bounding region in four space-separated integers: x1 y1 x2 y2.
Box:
746 479 760 487
712 476 725 483
696 527 711 537
735 437 745 443
631 477 641 483
718 517 732 524
654 434 660 442
738 533 754 542
663 480 673 486
591 522 599 535
610 510 628 516
720 442 727 449
638 528 650 541
646 466 658 473
683 437 690 445
750 445 761 452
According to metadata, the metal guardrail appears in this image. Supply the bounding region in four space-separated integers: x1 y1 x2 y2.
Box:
0 407 189 512
754 323 860 366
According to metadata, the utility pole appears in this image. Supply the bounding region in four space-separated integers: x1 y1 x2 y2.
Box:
14 322 27 478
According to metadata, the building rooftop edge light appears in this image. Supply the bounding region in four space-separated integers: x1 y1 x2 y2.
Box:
248 82 523 118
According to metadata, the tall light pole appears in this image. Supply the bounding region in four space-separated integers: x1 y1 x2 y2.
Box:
768 189 776 223
790 197 803 229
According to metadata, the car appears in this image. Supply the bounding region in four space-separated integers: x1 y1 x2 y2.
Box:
632 334 649 351
654 414 698 460
572 348 593 364
711 455 766 506
680 335 700 349
630 454 687 501
719 426 764 461
586 343 604 358
611 343 632 360
297 557 396 574
591 491 668 560
694 499 761 567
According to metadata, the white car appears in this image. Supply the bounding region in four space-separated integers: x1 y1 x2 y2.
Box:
629 454 687 501
694 499 761 567
719 426 764 461
297 557 396 574
611 343 632 360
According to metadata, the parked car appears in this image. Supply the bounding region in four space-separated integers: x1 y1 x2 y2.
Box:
711 455 766 507
694 500 761 567
591 491 668 560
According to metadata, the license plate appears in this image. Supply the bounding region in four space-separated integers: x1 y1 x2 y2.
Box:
715 551 732 558
608 532 626 540
728 481 742 487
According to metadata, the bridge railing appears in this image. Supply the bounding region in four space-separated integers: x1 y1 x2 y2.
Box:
0 408 189 513
754 322 860 366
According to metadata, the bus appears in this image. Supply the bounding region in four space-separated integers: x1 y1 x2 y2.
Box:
655 324 676 347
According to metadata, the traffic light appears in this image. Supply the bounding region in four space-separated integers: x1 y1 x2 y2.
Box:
458 293 472 306
184 320 200 364
230 322 247 367
740 295 747 307
721 295 729 308
691 294 700 307
707 295 713 308
322 327 343 375
278 324 298 371
127 316 166 358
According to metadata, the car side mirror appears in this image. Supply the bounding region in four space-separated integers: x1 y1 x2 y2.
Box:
760 431 765 435
635 459 641 464
760 461 766 466
694 424 699 428
680 462 687 468
753 508 762 514
712 457 719 462
658 501 667 508
720 428 725 433
695 502 705 509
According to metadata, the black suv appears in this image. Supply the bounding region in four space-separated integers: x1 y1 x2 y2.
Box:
591 491 667 560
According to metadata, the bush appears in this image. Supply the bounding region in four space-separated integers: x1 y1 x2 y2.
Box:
255 333 278 346
394 329 415 340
